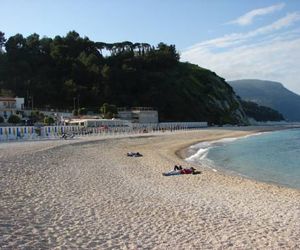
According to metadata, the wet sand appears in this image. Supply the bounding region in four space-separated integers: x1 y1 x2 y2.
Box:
1 128 299 249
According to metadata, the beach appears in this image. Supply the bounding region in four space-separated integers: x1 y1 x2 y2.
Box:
1 128 300 249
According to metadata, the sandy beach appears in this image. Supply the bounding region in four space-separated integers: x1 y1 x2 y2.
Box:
1 128 300 249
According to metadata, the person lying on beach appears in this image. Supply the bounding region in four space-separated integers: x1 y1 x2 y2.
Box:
180 167 201 175
163 167 201 176
127 152 143 157
180 167 201 174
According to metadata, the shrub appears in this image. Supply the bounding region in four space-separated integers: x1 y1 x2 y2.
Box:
8 114 21 124
100 103 117 118
78 107 87 115
72 109 78 116
30 110 45 122
44 116 55 125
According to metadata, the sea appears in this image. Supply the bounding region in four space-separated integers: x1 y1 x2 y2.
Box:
186 128 300 189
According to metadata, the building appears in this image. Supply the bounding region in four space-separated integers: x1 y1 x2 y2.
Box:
66 118 132 128
118 107 158 124
0 97 24 121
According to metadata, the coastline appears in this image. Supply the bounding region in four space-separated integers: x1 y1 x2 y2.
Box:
1 127 300 249
176 126 300 191
175 127 264 160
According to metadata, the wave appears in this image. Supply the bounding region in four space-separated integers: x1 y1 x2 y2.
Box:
186 138 240 163
186 147 211 162
185 132 267 165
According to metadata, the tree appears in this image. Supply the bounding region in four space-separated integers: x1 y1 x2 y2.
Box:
5 33 26 52
44 116 55 125
0 31 6 50
100 103 117 119
0 89 14 97
30 110 44 123
8 114 21 124
78 107 87 115
72 109 78 116
26 33 40 50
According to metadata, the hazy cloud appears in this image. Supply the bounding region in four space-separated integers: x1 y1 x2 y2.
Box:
181 13 300 94
227 3 285 26
188 12 300 50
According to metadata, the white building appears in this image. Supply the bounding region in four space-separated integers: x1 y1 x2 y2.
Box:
118 107 158 123
66 118 132 128
0 97 24 121
15 97 25 110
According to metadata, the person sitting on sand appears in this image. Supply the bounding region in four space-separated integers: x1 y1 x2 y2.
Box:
174 165 183 171
61 133 67 139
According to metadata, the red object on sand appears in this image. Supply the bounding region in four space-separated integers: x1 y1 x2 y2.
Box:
180 168 193 174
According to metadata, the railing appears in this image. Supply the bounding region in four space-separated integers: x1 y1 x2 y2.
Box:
23 107 73 113
118 107 155 111
0 122 208 142
0 104 16 109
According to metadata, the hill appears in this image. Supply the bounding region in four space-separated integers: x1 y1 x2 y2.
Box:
229 79 300 121
240 100 284 122
0 31 248 124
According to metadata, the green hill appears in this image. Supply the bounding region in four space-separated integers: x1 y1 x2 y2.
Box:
240 100 284 122
0 31 248 124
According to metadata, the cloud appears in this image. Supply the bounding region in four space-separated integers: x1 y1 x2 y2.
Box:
181 14 300 94
188 12 300 50
227 2 285 26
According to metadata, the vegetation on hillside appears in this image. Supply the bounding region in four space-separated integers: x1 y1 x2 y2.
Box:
240 100 284 121
0 31 248 124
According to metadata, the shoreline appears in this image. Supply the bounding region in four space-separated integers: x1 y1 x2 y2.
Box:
176 127 300 192
176 125 299 160
175 127 268 160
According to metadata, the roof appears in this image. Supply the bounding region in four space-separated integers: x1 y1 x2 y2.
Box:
0 97 16 101
69 118 124 122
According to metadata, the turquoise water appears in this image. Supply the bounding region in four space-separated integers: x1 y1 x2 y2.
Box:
187 129 300 189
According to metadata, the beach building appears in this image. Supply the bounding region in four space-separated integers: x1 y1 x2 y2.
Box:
0 97 24 121
66 118 132 128
118 107 158 123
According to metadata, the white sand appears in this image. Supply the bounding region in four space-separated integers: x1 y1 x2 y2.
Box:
1 128 300 249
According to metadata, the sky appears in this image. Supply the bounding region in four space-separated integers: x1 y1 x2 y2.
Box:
1 0 300 94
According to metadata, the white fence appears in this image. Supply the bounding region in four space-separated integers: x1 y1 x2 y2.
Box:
0 122 207 142
0 126 37 141
158 122 207 129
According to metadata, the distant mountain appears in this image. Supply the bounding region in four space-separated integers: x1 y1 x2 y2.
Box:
229 79 300 121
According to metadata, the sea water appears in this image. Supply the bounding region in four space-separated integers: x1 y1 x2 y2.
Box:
186 128 300 189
